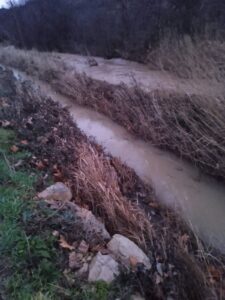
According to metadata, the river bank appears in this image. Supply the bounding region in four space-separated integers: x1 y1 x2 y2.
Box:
1 67 225 299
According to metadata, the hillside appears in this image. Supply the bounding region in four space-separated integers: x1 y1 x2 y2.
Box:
0 0 225 59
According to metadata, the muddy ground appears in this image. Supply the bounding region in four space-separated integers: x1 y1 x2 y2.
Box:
0 68 225 299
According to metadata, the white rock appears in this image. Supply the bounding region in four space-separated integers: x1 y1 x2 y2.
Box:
88 252 119 283
38 182 72 202
107 234 151 269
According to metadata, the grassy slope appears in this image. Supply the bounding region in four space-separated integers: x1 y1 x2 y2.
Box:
0 128 112 300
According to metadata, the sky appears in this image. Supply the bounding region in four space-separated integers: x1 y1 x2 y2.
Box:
0 0 21 8
0 0 8 8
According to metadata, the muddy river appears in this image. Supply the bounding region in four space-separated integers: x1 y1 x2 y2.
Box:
59 53 224 97
7 66 225 254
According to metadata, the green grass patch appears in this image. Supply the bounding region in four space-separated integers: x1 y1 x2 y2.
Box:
0 129 120 300
0 129 61 299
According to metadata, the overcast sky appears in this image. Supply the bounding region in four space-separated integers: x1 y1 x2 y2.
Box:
0 0 8 8
0 0 22 8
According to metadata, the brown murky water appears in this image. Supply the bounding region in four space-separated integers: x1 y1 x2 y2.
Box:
59 53 224 96
9 66 225 254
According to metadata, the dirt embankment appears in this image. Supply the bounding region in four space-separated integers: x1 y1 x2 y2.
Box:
1 67 225 299
0 47 225 181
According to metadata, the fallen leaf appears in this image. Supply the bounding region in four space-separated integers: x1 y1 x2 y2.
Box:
10 145 19 153
36 161 45 170
208 265 222 282
59 235 75 251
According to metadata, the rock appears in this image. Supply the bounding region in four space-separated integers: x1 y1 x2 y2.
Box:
67 202 111 242
88 252 119 283
107 234 151 269
38 182 72 201
87 57 98 67
43 200 110 245
69 252 83 270
77 240 89 254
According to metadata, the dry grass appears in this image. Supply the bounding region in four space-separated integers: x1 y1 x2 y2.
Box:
0 45 66 81
0 45 225 181
1 69 224 299
147 36 225 82
54 75 225 180
74 142 152 247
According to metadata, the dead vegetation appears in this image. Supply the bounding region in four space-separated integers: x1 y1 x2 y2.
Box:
75 142 152 248
1 68 225 299
0 45 225 181
147 36 225 82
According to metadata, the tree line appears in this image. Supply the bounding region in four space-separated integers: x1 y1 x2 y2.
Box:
0 0 224 59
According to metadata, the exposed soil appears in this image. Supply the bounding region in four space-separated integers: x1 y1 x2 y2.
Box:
1 68 225 299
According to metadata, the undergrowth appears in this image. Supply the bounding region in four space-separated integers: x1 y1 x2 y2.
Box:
147 36 225 82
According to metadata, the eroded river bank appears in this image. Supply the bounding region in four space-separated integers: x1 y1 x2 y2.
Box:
7 65 225 254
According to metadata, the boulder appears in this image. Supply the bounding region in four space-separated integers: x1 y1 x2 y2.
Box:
88 252 119 283
44 200 111 244
70 203 111 242
107 234 151 269
38 182 72 202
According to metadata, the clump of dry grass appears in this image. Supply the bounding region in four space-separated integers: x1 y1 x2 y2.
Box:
0 45 65 81
147 36 225 82
74 141 152 248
